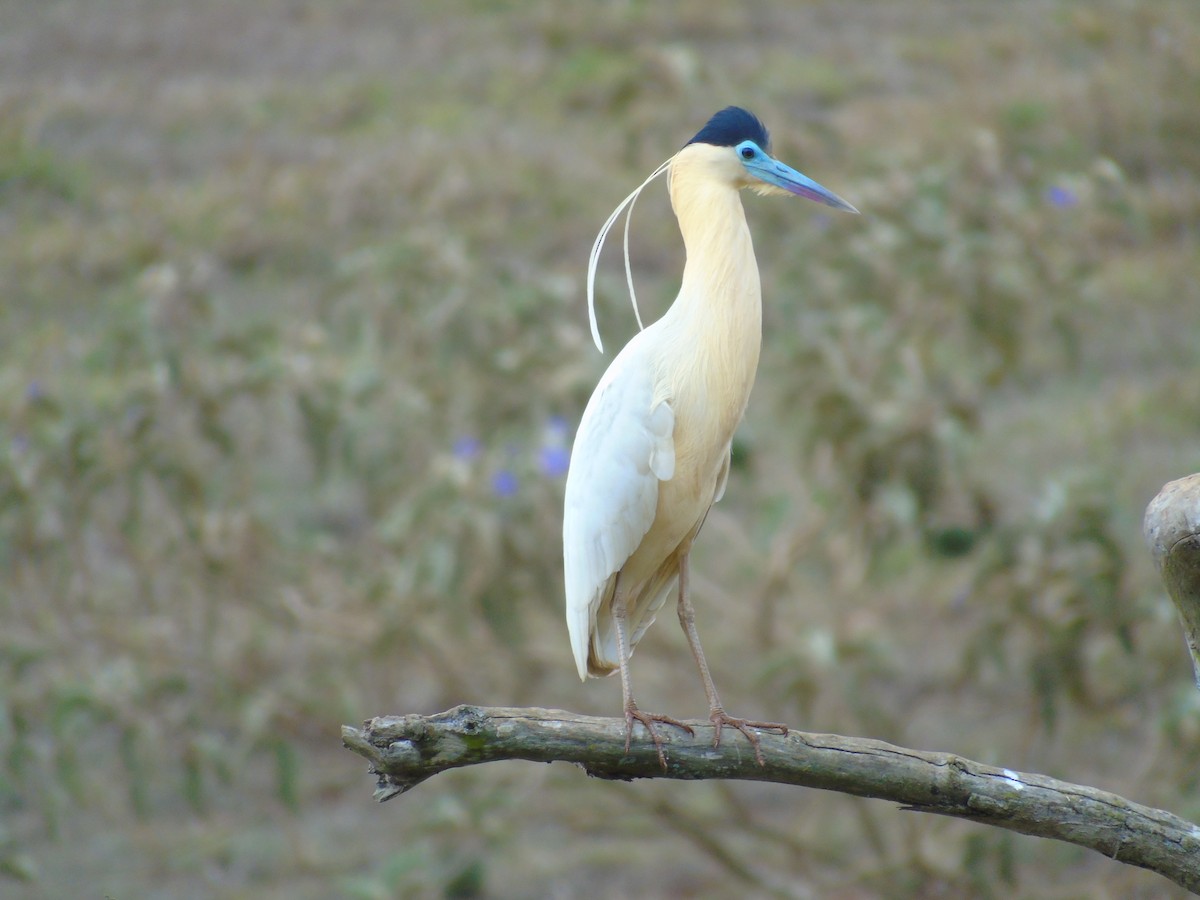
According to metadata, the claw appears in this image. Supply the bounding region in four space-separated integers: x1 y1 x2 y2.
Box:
624 704 695 770
709 709 788 766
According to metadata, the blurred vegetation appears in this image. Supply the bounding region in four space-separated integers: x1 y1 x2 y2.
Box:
1 0 1199 896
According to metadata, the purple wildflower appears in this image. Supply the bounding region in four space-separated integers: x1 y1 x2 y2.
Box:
538 416 572 478
1044 185 1078 209
492 470 519 497
538 445 570 478
453 436 481 461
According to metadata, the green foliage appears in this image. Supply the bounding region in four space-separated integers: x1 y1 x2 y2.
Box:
962 475 1138 730
0 125 90 204
757 132 1138 567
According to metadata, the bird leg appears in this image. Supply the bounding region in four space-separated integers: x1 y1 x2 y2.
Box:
611 573 694 769
676 552 788 766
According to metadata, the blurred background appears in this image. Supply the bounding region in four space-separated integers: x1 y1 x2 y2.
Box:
2 0 1198 896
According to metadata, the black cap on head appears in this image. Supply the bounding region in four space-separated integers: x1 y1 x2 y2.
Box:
686 106 770 151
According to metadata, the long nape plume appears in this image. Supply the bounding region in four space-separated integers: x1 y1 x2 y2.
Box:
586 154 676 353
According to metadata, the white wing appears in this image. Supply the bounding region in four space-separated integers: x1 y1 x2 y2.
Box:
563 335 674 681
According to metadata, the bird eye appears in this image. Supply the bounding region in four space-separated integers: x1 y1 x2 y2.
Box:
741 146 755 160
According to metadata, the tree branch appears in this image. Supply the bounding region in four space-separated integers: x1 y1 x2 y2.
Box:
340 475 1200 892
1145 473 1200 689
342 705 1200 894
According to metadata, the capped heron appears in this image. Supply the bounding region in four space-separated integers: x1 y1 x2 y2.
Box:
564 107 858 767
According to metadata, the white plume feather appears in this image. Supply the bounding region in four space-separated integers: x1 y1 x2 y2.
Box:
586 155 675 353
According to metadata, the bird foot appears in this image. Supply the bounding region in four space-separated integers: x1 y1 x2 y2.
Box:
624 704 695 770
709 709 788 766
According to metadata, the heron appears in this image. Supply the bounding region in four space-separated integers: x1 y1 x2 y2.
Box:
563 107 858 767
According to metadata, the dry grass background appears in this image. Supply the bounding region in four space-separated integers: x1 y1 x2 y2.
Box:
1 1 1199 897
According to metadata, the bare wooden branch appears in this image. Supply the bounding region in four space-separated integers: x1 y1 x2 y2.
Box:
339 479 1200 892
342 705 1200 894
1145 473 1200 689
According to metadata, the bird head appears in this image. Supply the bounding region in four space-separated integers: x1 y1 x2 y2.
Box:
683 106 858 212
587 106 857 352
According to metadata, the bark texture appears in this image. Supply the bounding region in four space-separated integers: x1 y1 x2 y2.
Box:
343 705 1200 894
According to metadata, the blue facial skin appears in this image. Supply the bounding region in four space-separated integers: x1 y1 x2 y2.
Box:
735 139 859 213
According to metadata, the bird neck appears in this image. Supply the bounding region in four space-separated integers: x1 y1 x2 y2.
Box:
669 164 761 317
657 155 763 435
